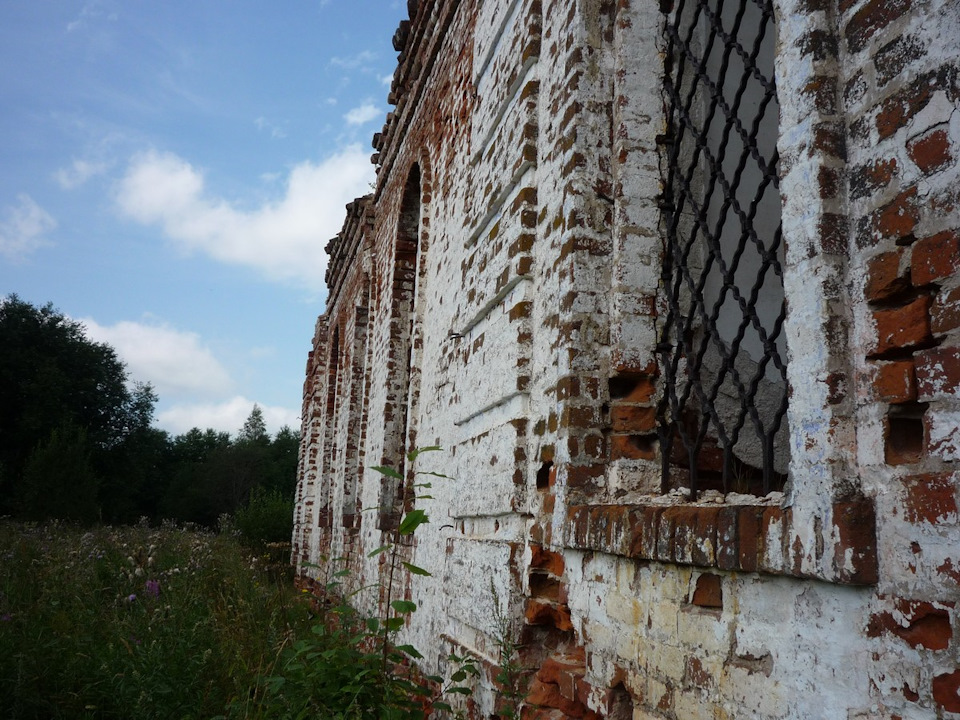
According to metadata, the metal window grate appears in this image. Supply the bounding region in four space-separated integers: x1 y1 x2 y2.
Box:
658 0 788 498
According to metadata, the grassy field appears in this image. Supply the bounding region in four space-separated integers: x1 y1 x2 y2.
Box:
0 519 313 720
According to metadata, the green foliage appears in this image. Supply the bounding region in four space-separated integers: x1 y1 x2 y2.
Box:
0 520 313 719
17 422 100 524
0 295 156 519
233 487 294 549
238 448 481 720
0 296 300 527
489 582 526 720
238 405 270 445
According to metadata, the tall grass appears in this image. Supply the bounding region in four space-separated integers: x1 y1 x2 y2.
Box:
0 519 312 720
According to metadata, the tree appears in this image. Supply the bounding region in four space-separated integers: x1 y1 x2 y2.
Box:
238 404 269 445
0 295 156 519
18 422 100 524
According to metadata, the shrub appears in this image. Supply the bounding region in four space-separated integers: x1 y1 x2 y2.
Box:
233 487 294 549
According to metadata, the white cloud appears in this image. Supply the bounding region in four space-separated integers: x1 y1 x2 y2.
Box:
0 194 56 262
115 146 375 291
344 102 382 126
157 396 299 436
67 1 117 32
329 50 376 70
380 72 395 86
54 158 109 189
254 116 287 139
81 317 233 399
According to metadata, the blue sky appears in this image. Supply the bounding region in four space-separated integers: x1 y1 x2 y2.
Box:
0 0 406 437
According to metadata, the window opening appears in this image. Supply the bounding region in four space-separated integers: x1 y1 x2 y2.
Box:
378 164 422 529
658 0 788 498
322 325 341 529
342 302 369 528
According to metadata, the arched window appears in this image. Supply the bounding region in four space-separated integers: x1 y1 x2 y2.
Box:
378 163 422 529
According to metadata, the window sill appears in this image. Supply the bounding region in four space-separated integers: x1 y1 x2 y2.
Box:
561 496 878 585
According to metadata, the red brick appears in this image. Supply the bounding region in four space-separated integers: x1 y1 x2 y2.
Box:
716 507 739 570
939 557 960 586
933 670 960 713
692 506 720 567
851 158 898 200
883 600 953 649
656 508 680 563
526 677 584 716
629 506 663 559
538 655 586 698
902 472 958 524
525 599 573 631
865 249 909 302
589 505 629 553
691 572 723 609
802 75 838 114
845 0 911 53
609 434 656 461
932 286 960 334
871 296 932 355
530 544 566 577
875 34 925 86
912 230 960 286
907 127 953 175
566 464 605 491
916 347 960 399
874 186 919 242
609 404 657 432
668 506 700 564
562 405 599 429
813 122 847 160
876 74 935 140
737 506 765 573
872 360 917 403
832 499 879 584
819 213 849 255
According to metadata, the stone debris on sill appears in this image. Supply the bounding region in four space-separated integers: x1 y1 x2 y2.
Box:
652 488 785 506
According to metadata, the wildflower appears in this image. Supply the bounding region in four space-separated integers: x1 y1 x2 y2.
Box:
126 594 137 603
144 580 160 598
1 613 12 621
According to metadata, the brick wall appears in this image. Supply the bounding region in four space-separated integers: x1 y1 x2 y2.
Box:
292 0 960 716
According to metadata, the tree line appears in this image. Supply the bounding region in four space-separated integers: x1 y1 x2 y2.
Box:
0 295 299 530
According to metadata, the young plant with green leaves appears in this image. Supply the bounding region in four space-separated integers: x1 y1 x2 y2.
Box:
249 447 479 719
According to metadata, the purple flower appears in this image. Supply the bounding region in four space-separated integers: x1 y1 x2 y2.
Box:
144 580 160 598
0 613 12 622
126 594 137 603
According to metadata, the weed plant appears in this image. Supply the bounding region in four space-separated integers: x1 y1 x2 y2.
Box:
238 447 481 719
0 519 312 720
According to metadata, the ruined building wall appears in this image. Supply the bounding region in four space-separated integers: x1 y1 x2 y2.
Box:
293 0 960 717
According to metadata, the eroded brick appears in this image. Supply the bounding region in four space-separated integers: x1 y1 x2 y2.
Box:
912 230 960 286
871 296 932 356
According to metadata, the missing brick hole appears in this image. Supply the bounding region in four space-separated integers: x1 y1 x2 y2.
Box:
536 460 554 491
885 408 926 465
607 683 634 720
608 373 656 402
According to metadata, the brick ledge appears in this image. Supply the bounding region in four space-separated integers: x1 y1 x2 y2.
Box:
562 499 878 585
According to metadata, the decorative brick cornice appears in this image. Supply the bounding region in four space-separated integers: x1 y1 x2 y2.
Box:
562 498 878 585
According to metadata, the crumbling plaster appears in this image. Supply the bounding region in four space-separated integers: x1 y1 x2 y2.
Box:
293 0 960 717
